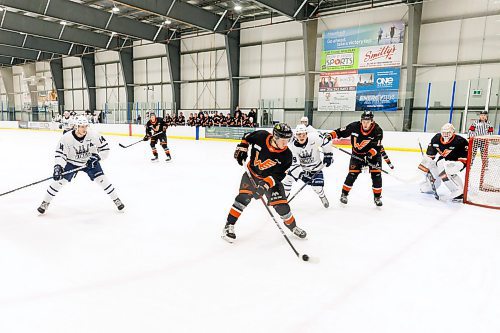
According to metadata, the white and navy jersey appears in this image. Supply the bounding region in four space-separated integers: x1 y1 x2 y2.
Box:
60 116 74 132
289 131 331 172
54 129 110 167
468 120 494 137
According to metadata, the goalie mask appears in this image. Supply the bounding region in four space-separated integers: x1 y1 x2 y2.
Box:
440 123 455 142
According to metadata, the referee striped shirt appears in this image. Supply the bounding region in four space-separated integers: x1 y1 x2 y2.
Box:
468 120 494 137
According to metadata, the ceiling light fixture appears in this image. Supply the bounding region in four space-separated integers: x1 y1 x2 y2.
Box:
60 20 67 25
164 19 172 25
112 5 120 13
234 4 242 11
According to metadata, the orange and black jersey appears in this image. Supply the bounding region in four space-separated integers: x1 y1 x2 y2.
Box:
145 118 167 136
426 133 468 164
330 121 383 157
240 130 292 188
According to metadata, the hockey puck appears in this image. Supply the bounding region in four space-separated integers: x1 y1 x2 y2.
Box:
302 254 309 261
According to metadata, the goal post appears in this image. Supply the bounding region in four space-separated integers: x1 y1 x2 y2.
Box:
464 135 500 209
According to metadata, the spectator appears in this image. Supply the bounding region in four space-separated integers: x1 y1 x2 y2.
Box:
248 108 257 125
137 114 142 125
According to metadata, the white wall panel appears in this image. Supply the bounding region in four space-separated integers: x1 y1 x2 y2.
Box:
118 87 126 106
240 45 261 77
107 88 118 105
106 63 119 86
147 58 162 83
64 91 73 110
422 0 498 22
455 65 481 81
133 60 147 84
117 65 123 86
162 84 172 105
181 54 197 81
83 89 89 110
198 81 216 109
95 50 119 63
418 21 461 64
134 86 147 103
241 17 301 44
480 15 500 61
73 90 83 110
134 43 166 59
63 69 72 89
284 76 304 106
44 77 53 92
198 51 216 80
261 43 285 76
36 62 50 72
239 79 261 108
13 76 20 92
215 80 229 109
215 50 228 78
181 82 198 109
12 66 23 75
73 67 83 89
95 65 106 87
180 34 225 52
285 40 304 74
62 57 81 68
415 67 457 107
457 17 485 62
96 89 106 109
261 77 284 107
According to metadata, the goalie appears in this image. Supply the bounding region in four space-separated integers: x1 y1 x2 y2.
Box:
418 123 468 201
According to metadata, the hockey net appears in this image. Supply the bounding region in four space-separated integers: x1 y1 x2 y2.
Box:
464 135 500 209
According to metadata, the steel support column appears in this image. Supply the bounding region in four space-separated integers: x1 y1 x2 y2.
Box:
22 63 39 113
119 45 134 122
226 24 240 115
49 58 64 113
403 2 423 132
165 31 181 115
81 53 96 113
303 20 318 125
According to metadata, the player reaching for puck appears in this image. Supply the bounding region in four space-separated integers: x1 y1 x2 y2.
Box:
222 123 307 243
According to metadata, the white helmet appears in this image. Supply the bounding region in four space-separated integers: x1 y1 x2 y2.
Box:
300 116 309 126
74 115 89 127
63 111 70 118
295 124 308 135
440 123 455 141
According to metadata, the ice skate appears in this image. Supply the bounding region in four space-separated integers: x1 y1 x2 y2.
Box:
113 198 125 211
151 156 159 162
291 226 307 239
222 223 236 243
37 201 50 214
340 193 348 205
374 197 383 207
320 196 329 208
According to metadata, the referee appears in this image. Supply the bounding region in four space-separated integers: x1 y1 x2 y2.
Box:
468 110 494 166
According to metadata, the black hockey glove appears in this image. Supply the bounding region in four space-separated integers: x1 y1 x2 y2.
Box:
252 181 269 199
53 164 63 181
86 153 101 168
234 143 248 166
299 171 312 184
323 152 333 167
385 159 394 169
143 134 150 141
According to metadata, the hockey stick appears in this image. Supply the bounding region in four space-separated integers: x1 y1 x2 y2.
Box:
244 166 316 263
287 164 325 204
418 141 440 200
0 165 87 197
119 131 164 148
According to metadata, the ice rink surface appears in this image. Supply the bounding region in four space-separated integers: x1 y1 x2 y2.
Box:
1 129 500 333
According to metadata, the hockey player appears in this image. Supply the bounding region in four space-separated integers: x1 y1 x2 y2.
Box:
37 116 124 214
418 123 468 201
283 124 333 208
222 123 307 243
59 111 74 134
299 116 317 134
327 111 384 206
143 113 172 162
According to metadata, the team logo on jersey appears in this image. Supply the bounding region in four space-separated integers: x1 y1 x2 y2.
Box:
298 149 314 164
74 144 91 159
353 138 371 150
254 151 277 170
437 148 452 157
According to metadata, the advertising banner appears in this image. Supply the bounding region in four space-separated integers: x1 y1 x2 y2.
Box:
355 68 400 111
320 48 359 72
358 44 403 69
205 127 255 140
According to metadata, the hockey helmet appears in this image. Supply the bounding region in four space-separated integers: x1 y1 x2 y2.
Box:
273 123 293 140
63 111 70 118
295 124 308 135
440 123 455 140
480 110 489 115
300 116 309 126
360 111 374 120
74 115 89 127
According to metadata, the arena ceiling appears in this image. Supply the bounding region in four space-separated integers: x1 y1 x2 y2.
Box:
0 0 418 66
